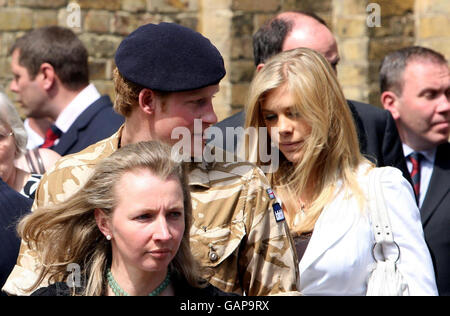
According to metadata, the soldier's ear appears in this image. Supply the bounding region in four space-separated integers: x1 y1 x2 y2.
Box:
380 90 400 120
256 63 265 72
139 88 156 115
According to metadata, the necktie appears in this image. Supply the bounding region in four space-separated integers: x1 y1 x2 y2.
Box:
409 152 422 204
40 125 62 149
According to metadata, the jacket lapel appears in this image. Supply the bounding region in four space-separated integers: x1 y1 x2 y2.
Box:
420 143 450 226
299 189 357 273
52 96 109 155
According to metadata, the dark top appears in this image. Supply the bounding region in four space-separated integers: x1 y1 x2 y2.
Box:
0 178 32 295
31 271 239 296
293 232 313 262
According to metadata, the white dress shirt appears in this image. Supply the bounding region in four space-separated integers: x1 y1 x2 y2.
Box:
402 144 436 208
23 119 44 149
53 84 100 145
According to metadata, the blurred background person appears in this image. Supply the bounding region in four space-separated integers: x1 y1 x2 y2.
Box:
244 48 437 295
0 92 59 198
380 46 450 295
0 178 32 295
9 26 124 156
20 141 234 296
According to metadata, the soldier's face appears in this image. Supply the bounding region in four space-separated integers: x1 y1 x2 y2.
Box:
152 84 219 158
104 170 185 275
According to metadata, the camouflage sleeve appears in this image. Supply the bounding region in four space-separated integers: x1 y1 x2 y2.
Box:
239 167 300 296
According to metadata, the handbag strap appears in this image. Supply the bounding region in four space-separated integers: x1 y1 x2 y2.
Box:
367 167 400 262
32 148 46 174
24 150 38 174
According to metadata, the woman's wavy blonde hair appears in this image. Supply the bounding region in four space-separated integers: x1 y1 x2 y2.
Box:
18 141 203 295
245 47 372 235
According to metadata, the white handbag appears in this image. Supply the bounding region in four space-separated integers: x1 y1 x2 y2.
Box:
366 168 410 296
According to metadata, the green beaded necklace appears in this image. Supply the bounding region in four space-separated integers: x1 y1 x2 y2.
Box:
106 268 171 296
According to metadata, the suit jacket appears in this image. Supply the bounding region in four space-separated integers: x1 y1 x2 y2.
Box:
213 100 411 183
420 142 450 295
0 178 32 294
299 165 437 295
51 95 124 156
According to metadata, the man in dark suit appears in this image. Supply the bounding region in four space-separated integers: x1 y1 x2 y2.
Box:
10 26 124 156
214 11 409 181
0 178 32 295
380 46 450 295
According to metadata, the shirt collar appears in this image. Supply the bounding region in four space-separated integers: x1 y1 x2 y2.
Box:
402 143 437 164
113 125 124 149
54 84 101 133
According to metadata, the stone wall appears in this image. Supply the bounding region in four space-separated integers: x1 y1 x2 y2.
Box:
415 0 450 62
0 0 449 119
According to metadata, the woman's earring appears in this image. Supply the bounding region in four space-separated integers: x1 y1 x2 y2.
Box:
106 235 112 241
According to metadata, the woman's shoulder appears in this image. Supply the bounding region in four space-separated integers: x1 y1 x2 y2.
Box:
37 148 62 170
356 163 413 203
357 163 405 183
15 148 61 175
31 282 72 296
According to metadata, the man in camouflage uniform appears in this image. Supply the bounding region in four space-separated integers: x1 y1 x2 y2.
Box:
4 23 299 296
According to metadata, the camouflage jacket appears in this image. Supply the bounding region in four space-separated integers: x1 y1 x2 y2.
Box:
3 127 300 296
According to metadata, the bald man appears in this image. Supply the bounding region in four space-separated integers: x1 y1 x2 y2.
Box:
277 12 339 71
215 11 410 182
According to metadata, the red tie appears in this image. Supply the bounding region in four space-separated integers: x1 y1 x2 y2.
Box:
409 152 422 204
40 125 62 148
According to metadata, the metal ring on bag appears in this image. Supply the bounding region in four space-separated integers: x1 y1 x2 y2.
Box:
371 241 401 263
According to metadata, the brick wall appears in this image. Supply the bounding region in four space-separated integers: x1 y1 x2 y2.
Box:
0 0 448 119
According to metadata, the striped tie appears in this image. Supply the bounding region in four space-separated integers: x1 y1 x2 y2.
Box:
409 152 422 204
40 125 62 149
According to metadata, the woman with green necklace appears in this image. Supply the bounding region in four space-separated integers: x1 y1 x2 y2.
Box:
18 141 235 296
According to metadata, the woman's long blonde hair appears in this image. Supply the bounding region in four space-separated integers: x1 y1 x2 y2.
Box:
18 141 202 295
245 48 372 235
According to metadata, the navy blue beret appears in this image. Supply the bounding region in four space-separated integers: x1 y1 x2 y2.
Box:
115 22 226 92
